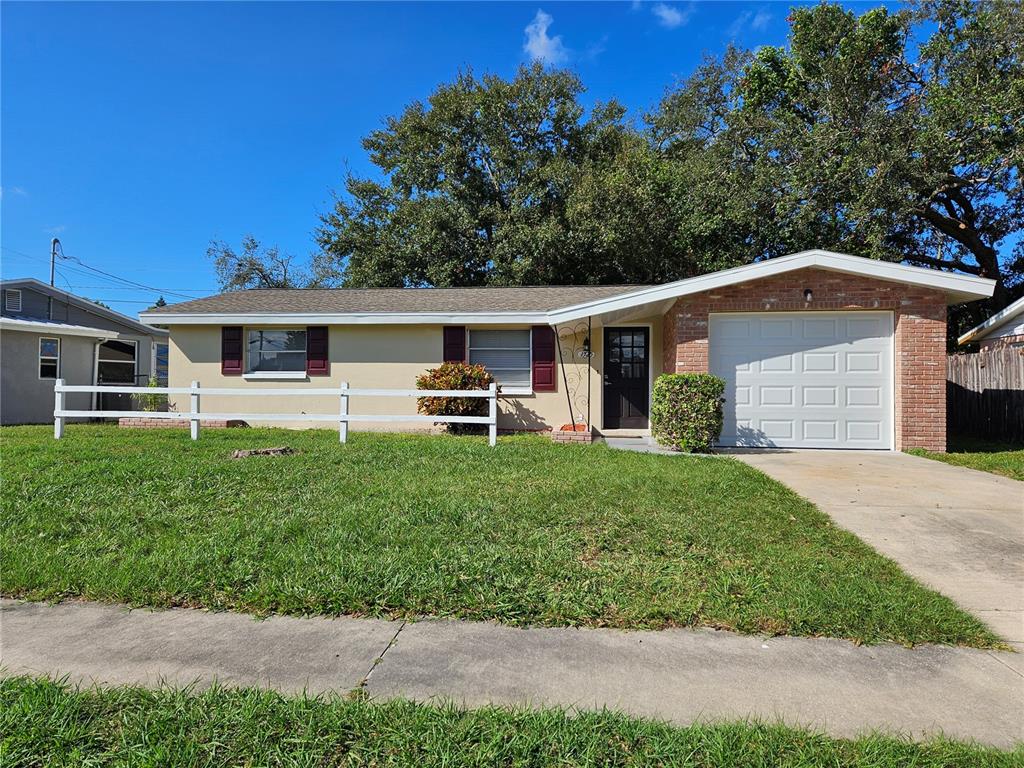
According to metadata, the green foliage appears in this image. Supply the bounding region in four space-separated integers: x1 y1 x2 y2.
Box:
908 436 1024 481
209 235 321 291
650 374 725 453
415 362 495 434
0 425 1000 646
4 677 1020 767
314 63 636 287
135 376 166 413
651 0 1023 337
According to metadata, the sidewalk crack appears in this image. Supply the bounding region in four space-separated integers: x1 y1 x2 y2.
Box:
986 650 1024 680
357 620 406 692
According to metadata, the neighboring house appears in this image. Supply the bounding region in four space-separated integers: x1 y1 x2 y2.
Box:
958 296 1024 350
1 278 169 425
141 250 994 452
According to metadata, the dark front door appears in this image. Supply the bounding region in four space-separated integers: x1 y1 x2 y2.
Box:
603 327 650 429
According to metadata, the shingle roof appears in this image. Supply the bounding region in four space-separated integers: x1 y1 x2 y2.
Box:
152 285 649 315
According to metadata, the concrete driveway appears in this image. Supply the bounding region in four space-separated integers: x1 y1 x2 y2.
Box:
733 450 1024 646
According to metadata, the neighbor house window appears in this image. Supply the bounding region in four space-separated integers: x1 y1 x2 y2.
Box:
97 340 137 384
246 329 307 372
468 329 531 387
153 343 169 385
5 289 22 313
39 337 60 379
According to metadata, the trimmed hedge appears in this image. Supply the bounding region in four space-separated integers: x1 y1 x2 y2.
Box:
650 373 725 453
416 362 496 434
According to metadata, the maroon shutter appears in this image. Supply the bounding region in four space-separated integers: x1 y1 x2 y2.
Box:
443 326 466 363
532 325 556 392
306 326 329 376
221 326 243 375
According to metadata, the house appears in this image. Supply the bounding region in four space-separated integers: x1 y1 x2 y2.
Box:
958 296 1024 350
140 250 995 452
1 278 169 425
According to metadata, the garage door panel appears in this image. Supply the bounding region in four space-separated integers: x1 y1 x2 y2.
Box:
710 312 892 450
803 386 838 407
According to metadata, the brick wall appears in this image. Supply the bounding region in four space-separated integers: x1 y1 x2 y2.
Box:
661 267 948 451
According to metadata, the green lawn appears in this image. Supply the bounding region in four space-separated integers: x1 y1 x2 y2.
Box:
2 677 1018 768
908 436 1024 482
0 425 999 646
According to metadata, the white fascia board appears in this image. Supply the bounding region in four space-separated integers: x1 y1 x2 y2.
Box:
138 311 551 326
547 250 995 324
958 296 1024 345
0 317 123 338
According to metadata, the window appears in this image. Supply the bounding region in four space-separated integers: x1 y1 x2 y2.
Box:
153 343 169 385
97 339 137 384
39 337 59 379
246 329 306 372
468 329 531 388
5 289 22 313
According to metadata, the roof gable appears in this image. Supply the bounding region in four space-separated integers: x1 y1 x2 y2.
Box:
1 277 168 337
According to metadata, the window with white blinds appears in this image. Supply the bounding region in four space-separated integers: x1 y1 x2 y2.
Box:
468 329 531 387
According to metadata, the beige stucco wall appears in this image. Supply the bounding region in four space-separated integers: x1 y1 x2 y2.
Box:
167 319 663 433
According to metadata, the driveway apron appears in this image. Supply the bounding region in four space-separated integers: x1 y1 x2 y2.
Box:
731 450 1024 645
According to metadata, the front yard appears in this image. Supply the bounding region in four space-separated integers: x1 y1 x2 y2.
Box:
908 436 1024 482
4 676 1018 767
0 425 998 647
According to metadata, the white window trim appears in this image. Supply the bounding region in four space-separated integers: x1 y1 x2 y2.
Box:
38 336 60 380
245 327 308 375
97 338 138 384
6 289 22 313
242 371 309 381
468 328 534 396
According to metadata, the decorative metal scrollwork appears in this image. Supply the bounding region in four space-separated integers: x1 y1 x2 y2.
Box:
554 318 593 428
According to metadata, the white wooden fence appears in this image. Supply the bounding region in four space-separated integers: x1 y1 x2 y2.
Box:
52 379 499 446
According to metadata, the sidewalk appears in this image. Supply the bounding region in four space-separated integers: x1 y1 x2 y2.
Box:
2 598 1021 748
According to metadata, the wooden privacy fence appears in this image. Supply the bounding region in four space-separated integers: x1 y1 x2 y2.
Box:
52 380 499 446
947 349 1024 443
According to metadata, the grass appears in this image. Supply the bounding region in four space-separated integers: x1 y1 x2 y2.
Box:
908 436 1024 482
2 676 1019 767
0 425 1000 647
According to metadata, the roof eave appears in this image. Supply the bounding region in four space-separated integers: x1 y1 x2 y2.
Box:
957 296 1024 345
138 311 552 326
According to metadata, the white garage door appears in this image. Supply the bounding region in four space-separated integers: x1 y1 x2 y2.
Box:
709 312 893 449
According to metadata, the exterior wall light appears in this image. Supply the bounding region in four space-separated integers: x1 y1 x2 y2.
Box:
803 288 813 302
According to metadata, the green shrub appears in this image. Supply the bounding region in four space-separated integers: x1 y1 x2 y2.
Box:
135 376 167 413
650 373 725 453
416 362 496 434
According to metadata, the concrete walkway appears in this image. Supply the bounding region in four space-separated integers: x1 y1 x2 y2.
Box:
732 450 1024 646
2 598 1021 748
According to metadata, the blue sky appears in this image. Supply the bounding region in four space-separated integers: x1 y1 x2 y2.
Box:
4 0 883 316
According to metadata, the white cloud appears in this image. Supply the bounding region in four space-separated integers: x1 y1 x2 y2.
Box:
651 3 692 29
524 9 569 65
0 186 27 200
44 224 67 235
728 8 772 37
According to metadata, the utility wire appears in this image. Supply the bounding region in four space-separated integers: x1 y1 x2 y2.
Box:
1 245 207 299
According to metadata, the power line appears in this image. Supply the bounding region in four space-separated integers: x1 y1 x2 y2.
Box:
1 245 208 299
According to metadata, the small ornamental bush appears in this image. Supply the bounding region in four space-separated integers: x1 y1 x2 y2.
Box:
135 376 167 413
650 373 725 453
416 362 496 434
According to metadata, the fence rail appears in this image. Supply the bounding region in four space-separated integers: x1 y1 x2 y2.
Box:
53 380 499 446
947 349 1024 444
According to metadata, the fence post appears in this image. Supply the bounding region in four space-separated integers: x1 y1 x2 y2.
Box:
53 378 65 439
190 380 201 440
339 381 349 444
488 382 497 447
